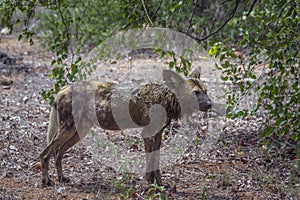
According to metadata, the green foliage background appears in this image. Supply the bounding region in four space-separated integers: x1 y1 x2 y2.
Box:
0 0 299 159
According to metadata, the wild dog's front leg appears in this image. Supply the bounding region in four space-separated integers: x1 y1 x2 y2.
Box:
153 130 163 185
143 129 163 185
144 136 155 183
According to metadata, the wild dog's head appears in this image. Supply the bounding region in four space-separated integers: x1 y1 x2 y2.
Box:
163 69 212 115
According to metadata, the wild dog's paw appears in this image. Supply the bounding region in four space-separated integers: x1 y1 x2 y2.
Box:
42 178 55 187
59 176 71 184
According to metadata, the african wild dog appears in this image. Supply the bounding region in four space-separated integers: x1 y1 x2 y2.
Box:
40 69 212 186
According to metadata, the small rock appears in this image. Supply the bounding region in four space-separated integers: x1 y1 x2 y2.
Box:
0 27 10 35
57 186 65 194
2 85 10 90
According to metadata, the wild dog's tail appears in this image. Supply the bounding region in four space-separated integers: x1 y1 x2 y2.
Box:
47 104 58 144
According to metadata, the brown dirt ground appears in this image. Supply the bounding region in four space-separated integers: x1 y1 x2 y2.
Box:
0 36 299 200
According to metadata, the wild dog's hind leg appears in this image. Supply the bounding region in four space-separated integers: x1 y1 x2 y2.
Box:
55 132 80 183
40 127 75 186
40 149 54 186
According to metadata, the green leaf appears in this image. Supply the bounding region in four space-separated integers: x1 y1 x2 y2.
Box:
261 126 274 138
220 76 229 81
160 193 167 200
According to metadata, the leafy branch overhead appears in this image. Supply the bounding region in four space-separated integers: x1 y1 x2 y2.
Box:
122 0 299 155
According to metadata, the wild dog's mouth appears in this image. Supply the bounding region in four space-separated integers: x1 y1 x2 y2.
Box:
199 100 212 112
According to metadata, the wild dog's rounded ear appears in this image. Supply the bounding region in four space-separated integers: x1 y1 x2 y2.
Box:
163 70 185 90
189 68 201 79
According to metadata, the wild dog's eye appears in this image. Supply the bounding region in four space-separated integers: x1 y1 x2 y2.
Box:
193 90 201 96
